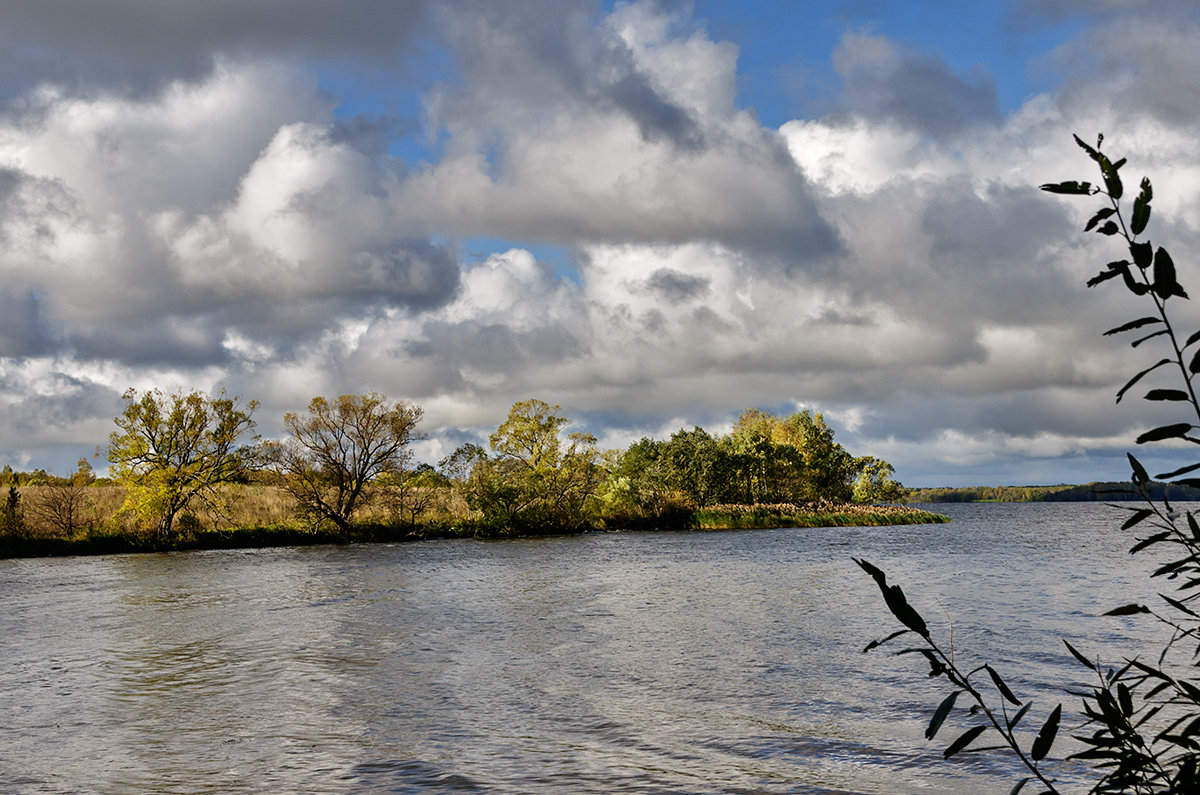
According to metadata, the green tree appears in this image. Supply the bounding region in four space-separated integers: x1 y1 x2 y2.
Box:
470 399 602 531
106 388 258 538
267 393 424 532
602 437 672 516
850 456 904 503
1 485 24 537
658 426 731 507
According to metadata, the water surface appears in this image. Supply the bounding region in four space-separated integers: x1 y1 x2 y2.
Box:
0 503 1169 793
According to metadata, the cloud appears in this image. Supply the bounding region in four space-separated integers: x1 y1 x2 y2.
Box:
0 1 436 96
1049 16 1200 128
3 0 1200 489
831 33 1001 137
0 65 461 369
410 0 839 259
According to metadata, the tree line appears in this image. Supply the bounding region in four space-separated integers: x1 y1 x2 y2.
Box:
906 481 1200 503
1 389 904 541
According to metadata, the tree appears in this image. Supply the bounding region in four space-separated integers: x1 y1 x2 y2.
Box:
268 393 423 531
468 399 602 531
107 388 258 538
860 136 1200 792
1 485 24 537
28 458 96 536
728 407 859 502
850 456 904 503
658 426 731 507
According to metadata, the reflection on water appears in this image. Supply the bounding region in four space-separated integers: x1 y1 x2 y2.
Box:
0 503 1165 793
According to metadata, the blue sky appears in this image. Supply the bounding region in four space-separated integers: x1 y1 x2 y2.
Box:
1 0 1199 488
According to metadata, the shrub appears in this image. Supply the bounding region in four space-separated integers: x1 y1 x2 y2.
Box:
859 136 1200 792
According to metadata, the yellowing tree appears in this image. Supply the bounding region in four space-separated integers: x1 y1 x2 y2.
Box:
469 399 602 532
729 407 857 502
268 393 424 531
106 388 258 538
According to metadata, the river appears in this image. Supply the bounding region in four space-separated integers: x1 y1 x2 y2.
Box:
0 503 1173 793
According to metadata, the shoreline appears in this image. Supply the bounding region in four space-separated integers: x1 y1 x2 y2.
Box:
0 504 948 559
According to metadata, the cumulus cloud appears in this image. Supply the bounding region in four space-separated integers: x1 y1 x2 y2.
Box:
0 63 461 370
3 0 1200 488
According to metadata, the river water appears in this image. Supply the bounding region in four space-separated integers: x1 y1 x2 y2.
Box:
0 503 1175 793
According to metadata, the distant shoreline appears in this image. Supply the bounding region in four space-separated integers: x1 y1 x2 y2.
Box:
905 480 1198 503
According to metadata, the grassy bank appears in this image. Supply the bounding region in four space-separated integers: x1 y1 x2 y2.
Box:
691 502 949 529
0 501 947 558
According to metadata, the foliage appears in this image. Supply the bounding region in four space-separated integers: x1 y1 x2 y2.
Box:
266 393 423 531
850 456 905 504
1 485 24 537
26 458 96 537
907 481 1200 503
106 388 258 538
465 399 603 532
860 136 1200 792
605 408 896 516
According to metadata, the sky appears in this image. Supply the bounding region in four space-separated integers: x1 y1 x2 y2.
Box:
2 0 1200 488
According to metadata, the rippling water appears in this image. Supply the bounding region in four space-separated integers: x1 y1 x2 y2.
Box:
0 503 1172 793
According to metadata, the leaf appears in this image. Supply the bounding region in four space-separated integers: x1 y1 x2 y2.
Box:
1031 704 1062 762
1085 207 1117 232
854 558 929 638
1121 508 1153 529
1130 532 1171 553
1129 453 1150 485
1008 701 1034 730
1190 349 1200 375
1132 329 1169 348
1087 268 1124 288
1119 264 1151 295
943 725 988 759
1097 220 1120 236
1136 423 1194 444
1156 462 1200 480
863 628 910 653
1074 133 1101 159
1132 177 1153 235
1103 317 1161 336
1145 389 1190 401
985 665 1021 706
1131 241 1154 269
926 690 961 740
1040 181 1094 195
1116 358 1171 403
1160 593 1200 618
1009 778 1031 795
1100 155 1124 200
1118 683 1133 716
1104 603 1150 616
1170 478 1200 489
1154 247 1188 300
1064 639 1097 671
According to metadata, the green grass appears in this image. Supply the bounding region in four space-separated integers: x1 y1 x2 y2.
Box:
691 502 949 530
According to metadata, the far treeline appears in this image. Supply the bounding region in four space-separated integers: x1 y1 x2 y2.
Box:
0 390 943 556
907 481 1200 503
